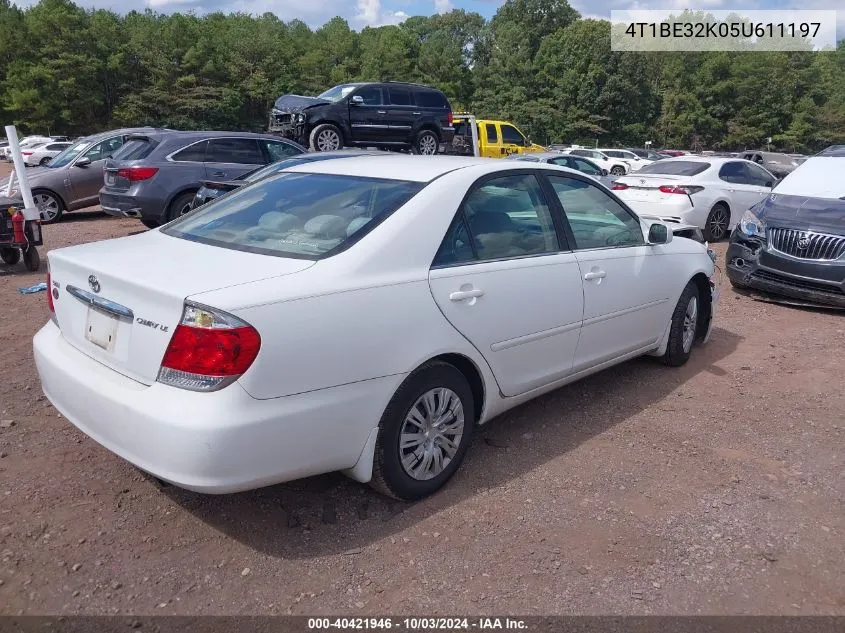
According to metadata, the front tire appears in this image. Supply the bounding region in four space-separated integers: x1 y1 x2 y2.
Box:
412 130 439 155
309 124 343 152
662 282 700 367
32 190 64 224
370 362 475 500
703 203 730 242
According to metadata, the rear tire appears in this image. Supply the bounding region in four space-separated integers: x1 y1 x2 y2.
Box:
140 219 160 230
1 247 20 266
39 157 51 166
165 192 197 222
662 282 700 367
703 203 730 242
610 165 626 176
309 124 343 152
370 362 475 501
412 130 439 155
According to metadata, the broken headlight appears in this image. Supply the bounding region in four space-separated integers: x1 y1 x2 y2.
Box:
739 208 766 237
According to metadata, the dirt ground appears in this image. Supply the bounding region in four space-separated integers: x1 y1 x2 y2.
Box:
0 162 843 617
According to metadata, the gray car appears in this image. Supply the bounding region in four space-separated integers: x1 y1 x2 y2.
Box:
0 128 165 223
739 151 800 179
506 151 614 188
99 130 306 228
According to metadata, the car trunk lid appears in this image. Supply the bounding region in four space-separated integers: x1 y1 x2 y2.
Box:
48 230 314 385
613 173 689 203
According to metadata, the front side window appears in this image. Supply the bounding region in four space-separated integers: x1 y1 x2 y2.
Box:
355 86 382 106
433 174 559 265
164 173 424 259
744 162 774 187
500 124 525 145
46 140 88 168
207 138 264 165
547 175 644 250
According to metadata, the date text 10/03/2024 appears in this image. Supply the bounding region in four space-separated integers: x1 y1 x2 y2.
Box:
307 618 528 630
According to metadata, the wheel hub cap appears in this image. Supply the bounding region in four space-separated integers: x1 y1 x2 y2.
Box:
682 296 698 353
399 388 465 481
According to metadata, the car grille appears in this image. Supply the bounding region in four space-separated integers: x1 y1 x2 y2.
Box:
752 270 843 295
768 227 845 261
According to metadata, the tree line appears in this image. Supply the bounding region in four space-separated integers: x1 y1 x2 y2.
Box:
0 0 843 152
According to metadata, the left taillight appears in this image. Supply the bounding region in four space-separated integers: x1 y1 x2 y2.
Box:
447 111 453 126
611 182 629 190
117 167 159 182
157 303 261 392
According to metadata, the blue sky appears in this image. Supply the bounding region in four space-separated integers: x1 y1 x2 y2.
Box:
11 0 845 34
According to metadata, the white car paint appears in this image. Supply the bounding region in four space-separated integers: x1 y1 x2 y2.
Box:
561 148 630 175
33 156 718 496
611 156 776 241
599 148 653 172
2 136 53 161
23 141 72 167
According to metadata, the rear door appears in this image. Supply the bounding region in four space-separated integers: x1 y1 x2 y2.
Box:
718 161 766 215
479 122 502 158
385 86 416 143
204 138 265 180
428 172 584 396
348 85 387 143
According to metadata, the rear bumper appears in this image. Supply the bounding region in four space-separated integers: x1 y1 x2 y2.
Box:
621 198 705 228
99 191 164 223
33 321 397 493
726 230 845 308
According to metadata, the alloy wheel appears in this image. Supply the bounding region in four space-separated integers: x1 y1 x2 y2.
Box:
708 207 729 241
418 134 438 155
682 296 698 353
34 193 60 222
317 129 341 152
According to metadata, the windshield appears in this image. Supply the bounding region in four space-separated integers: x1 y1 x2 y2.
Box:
164 172 425 259
46 139 89 168
317 84 357 103
638 160 710 176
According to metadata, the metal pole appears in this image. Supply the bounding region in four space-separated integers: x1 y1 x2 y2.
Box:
5 125 38 220
469 116 480 157
5 169 15 197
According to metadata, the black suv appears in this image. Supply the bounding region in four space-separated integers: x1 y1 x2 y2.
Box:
269 81 454 155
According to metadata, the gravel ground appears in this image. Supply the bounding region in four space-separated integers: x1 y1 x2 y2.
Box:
0 163 843 616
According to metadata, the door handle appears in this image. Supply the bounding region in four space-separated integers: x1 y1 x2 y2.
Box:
449 289 484 301
377 110 387 114
584 270 607 281
210 171 226 177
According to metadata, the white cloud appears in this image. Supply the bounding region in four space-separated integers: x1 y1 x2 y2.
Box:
434 0 452 14
352 0 409 26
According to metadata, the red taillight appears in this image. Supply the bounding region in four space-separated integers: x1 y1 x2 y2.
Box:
158 304 261 392
22 151 32 156
612 183 629 190
46 272 54 313
117 167 159 182
659 185 703 195
447 111 453 126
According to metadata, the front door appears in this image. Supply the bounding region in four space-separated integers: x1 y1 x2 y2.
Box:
348 86 388 143
68 135 125 207
428 172 584 397
544 173 675 371
499 123 527 157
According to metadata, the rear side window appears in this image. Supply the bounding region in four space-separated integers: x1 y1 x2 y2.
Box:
413 90 448 109
164 173 424 259
172 140 208 163
639 160 710 176
388 88 412 106
207 138 263 165
718 161 748 184
485 125 498 143
262 139 303 161
112 139 157 161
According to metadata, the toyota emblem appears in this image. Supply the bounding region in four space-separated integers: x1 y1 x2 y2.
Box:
797 233 811 249
88 275 101 293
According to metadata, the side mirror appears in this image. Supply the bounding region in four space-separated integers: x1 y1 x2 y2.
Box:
647 223 670 245
75 157 91 168
601 168 609 176
350 95 364 105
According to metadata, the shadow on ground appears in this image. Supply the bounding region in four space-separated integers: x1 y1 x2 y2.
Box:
166 326 742 560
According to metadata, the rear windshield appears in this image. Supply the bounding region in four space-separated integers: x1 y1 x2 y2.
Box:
765 154 795 165
112 138 157 161
638 160 710 176
164 173 425 259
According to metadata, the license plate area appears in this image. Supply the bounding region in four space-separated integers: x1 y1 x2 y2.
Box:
105 171 116 186
85 307 119 352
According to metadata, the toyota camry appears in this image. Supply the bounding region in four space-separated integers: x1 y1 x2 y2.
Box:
34 156 719 500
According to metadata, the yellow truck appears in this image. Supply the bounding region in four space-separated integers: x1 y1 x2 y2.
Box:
442 114 546 158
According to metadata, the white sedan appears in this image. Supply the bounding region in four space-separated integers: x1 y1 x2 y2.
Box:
34 156 719 500
23 141 72 166
561 148 631 176
610 156 777 241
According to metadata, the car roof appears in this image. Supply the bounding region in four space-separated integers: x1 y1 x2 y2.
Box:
282 155 587 183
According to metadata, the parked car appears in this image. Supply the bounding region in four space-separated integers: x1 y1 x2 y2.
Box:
600 148 653 171
269 81 454 155
0 129 164 223
23 141 72 167
506 151 614 187
35 156 718 500
659 150 688 157
190 150 383 210
739 151 799 179
442 115 545 158
100 131 306 228
560 148 630 176
727 146 845 308
2 136 53 161
627 148 666 162
610 156 777 241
